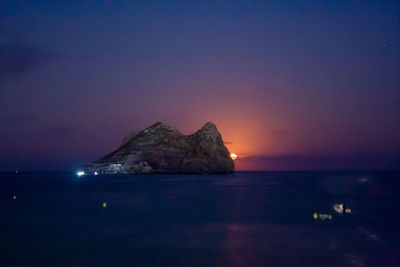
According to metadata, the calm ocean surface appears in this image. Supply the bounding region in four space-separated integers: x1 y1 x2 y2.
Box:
0 171 399 266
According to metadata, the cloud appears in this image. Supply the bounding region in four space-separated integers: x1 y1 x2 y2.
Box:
270 129 286 136
13 114 35 122
0 42 57 75
239 153 400 170
50 127 74 133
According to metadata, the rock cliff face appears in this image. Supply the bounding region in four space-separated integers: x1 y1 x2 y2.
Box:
80 122 234 174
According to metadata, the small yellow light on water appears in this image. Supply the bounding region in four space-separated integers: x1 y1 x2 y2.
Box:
102 202 107 208
313 213 318 220
230 153 238 160
12 195 16 200
15 171 18 174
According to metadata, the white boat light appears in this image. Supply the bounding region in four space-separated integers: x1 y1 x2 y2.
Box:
76 171 85 177
94 171 98 176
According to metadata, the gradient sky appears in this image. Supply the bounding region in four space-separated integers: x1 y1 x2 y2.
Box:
0 0 399 171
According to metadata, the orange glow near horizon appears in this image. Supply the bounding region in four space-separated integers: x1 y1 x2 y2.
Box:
175 112 287 170
230 153 238 160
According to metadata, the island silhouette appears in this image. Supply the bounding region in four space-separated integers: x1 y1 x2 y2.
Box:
79 122 234 174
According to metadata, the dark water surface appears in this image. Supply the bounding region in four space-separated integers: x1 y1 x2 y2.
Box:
0 171 399 266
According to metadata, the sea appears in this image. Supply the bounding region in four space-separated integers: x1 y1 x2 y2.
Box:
0 171 399 266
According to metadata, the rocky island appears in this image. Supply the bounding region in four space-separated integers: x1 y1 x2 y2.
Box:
79 122 234 174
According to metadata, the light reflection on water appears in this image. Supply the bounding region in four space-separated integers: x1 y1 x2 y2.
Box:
0 171 399 265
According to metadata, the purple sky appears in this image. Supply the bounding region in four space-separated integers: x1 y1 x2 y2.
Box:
0 0 399 171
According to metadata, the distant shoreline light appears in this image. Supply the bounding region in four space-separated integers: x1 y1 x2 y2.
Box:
76 171 85 177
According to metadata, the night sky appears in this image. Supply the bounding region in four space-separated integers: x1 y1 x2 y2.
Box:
0 1 399 171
